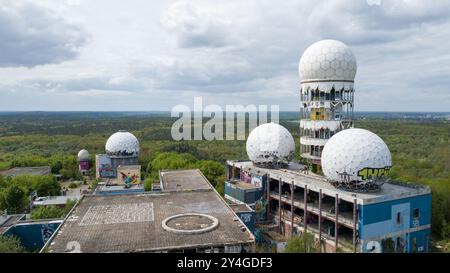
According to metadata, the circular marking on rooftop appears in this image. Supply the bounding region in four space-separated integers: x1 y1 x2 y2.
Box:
162 213 219 234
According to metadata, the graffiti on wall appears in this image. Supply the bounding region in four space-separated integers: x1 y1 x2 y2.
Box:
120 172 139 186
41 224 57 243
99 164 115 178
251 175 263 188
357 166 391 180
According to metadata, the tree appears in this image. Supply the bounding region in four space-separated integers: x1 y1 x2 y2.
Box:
441 219 450 241
31 206 64 220
0 236 27 253
215 180 225 196
285 232 321 253
149 153 197 172
144 178 153 192
31 199 77 220
0 185 28 214
381 237 395 253
34 176 61 196
51 161 63 174
197 160 225 187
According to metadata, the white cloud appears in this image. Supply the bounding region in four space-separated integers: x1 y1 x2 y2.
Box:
0 0 449 111
0 0 89 67
161 1 234 48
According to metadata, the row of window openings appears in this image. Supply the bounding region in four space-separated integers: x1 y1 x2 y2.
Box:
305 110 347 121
301 145 323 157
302 129 336 139
396 209 420 224
302 90 354 101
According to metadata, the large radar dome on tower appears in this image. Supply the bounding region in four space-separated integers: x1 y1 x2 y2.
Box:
105 130 140 157
299 39 357 91
299 40 357 173
321 128 392 192
246 122 295 166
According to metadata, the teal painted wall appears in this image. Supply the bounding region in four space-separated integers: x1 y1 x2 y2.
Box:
4 221 62 251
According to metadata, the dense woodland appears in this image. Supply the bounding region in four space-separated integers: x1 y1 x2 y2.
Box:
0 112 448 250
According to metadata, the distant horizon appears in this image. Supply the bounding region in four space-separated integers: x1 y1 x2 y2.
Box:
0 110 449 114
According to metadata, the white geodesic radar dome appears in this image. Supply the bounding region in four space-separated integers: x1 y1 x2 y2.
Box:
246 123 295 165
299 39 357 82
105 130 140 156
321 128 392 183
77 149 89 161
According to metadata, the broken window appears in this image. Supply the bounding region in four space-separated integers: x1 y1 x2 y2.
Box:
413 208 420 219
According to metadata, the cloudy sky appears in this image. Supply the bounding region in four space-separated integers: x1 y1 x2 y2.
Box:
0 0 449 111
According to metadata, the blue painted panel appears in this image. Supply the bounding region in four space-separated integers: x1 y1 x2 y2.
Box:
358 193 431 253
4 221 61 251
360 202 411 240
409 228 431 253
225 181 263 204
360 194 431 227
235 211 255 232
360 202 393 225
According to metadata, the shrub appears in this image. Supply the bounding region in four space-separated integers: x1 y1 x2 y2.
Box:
144 178 153 192
68 182 78 189
285 232 320 253
0 236 27 253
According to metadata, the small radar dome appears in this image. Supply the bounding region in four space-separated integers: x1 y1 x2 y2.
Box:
321 128 392 191
105 130 140 156
77 149 89 161
246 123 295 166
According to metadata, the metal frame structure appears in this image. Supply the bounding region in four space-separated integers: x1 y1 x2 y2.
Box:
299 83 354 171
328 177 388 193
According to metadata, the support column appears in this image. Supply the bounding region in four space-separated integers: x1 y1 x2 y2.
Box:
318 189 322 248
232 164 236 179
335 194 339 249
290 180 294 236
353 198 357 252
304 185 308 232
278 178 282 234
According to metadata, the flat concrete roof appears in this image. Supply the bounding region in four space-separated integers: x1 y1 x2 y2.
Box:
33 196 80 206
0 214 26 234
229 204 253 213
229 160 431 205
227 180 260 190
160 169 212 191
44 170 254 253
0 166 51 177
97 184 144 192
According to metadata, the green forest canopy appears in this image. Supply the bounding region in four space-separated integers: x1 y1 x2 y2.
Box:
0 113 448 244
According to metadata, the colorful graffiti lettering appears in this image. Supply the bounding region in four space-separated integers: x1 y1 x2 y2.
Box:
120 172 139 186
357 166 391 180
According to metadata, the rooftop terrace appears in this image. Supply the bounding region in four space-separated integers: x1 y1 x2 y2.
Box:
44 169 254 253
160 169 212 191
229 160 430 205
